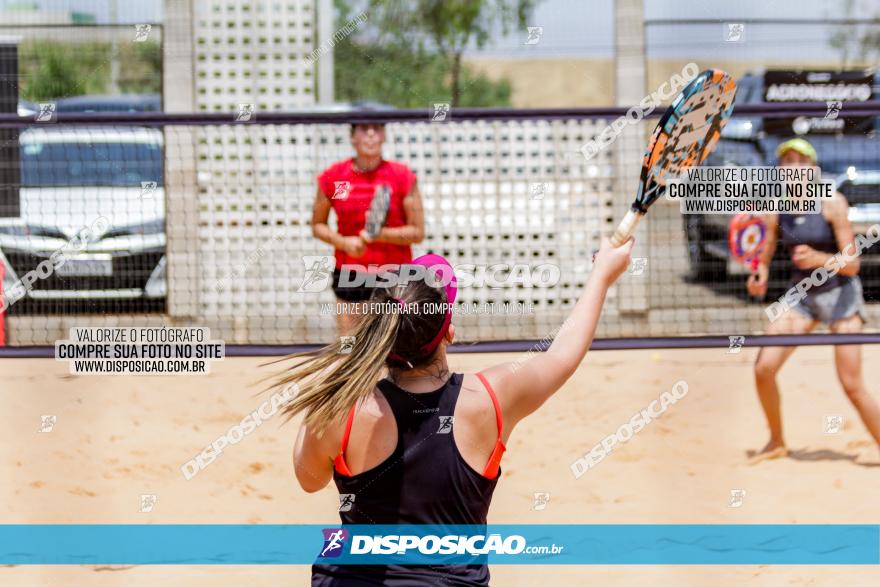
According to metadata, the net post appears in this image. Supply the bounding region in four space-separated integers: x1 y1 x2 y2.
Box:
164 0 200 320
316 0 335 105
0 37 20 220
0 38 17 347
613 0 650 318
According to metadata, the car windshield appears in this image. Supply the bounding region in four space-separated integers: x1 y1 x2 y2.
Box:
806 137 879 175
21 138 163 187
837 177 880 206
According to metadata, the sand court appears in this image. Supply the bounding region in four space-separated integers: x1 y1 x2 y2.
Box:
2 346 878 585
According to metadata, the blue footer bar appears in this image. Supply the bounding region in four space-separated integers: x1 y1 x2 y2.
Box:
1 525 877 565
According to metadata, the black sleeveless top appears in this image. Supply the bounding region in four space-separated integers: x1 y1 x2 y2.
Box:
778 212 849 293
312 373 500 586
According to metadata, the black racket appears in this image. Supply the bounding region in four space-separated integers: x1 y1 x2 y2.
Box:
363 184 391 241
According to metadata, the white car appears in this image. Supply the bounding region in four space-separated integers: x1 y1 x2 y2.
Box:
0 126 166 310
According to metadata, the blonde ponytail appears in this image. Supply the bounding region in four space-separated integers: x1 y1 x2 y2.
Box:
266 278 448 435
266 305 401 434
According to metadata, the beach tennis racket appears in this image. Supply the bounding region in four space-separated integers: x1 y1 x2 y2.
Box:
363 184 391 241
728 213 767 273
610 69 738 247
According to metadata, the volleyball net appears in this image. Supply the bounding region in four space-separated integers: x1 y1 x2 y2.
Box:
0 103 879 351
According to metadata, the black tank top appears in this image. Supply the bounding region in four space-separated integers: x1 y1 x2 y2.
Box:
312 373 500 586
778 212 849 293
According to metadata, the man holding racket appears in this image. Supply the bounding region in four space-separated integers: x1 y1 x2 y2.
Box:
747 138 880 462
312 121 425 334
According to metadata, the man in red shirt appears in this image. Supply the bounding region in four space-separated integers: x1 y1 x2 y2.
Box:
312 122 425 334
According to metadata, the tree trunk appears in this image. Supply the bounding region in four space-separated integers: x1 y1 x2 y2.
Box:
451 52 462 107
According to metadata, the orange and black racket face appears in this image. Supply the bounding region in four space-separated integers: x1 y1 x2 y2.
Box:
634 69 737 212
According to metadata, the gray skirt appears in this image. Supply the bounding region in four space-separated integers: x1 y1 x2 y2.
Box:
791 276 867 325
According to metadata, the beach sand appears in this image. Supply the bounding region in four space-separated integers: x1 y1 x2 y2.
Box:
1 345 878 585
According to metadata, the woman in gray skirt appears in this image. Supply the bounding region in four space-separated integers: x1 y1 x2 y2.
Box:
747 138 880 463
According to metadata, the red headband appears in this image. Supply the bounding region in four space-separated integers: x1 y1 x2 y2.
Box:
387 254 457 367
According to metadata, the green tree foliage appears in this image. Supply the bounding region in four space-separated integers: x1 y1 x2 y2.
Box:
828 0 880 68
18 40 161 102
334 37 511 108
19 41 105 101
333 0 535 107
117 41 162 95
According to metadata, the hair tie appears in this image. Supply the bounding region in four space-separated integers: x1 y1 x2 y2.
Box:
392 296 406 308
387 351 414 370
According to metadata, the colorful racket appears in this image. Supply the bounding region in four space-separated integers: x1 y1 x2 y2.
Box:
728 213 767 272
363 184 391 241
610 69 738 247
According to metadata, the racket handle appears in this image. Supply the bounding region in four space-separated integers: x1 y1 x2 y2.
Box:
610 209 643 247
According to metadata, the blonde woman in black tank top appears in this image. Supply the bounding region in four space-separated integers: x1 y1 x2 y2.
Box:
267 240 634 586
746 139 880 464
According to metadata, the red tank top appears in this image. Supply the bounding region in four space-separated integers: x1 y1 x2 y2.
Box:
317 159 416 269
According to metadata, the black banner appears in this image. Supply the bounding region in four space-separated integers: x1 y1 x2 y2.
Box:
762 70 875 135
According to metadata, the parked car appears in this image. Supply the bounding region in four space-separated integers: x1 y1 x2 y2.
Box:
684 139 880 299
17 94 161 117
17 100 38 117
684 68 880 292
54 94 161 113
683 136 773 282
0 126 166 313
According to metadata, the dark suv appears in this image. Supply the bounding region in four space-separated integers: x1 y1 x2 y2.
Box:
684 137 880 300
683 70 880 298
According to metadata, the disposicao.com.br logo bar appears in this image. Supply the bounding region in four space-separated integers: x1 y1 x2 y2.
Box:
318 526 564 564
1 524 877 565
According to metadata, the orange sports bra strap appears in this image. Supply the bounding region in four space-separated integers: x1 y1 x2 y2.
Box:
475 372 506 479
475 372 503 439
333 403 358 477
340 403 357 455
